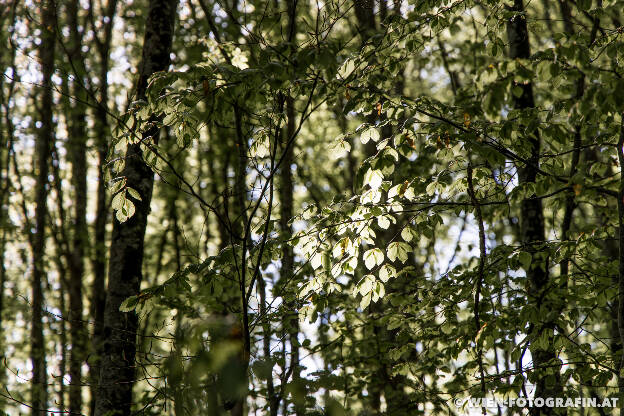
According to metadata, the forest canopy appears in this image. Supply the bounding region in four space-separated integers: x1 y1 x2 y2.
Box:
1 0 624 415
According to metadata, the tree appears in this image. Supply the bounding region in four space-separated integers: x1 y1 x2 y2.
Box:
64 0 90 412
94 0 178 414
30 1 56 413
3 0 624 415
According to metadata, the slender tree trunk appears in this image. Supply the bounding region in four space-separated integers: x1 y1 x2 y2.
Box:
505 2 563 414
50 128 72 415
280 94 304 415
258 276 278 416
617 119 624 406
353 0 376 39
0 12 13 410
0 228 6 413
89 3 117 414
65 0 89 412
280 2 304 414
31 1 56 414
94 0 177 414
55 254 68 413
230 106 250 416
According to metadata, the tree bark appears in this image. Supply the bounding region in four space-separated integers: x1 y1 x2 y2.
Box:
617 118 624 406
93 0 177 414
505 2 564 414
353 0 376 39
89 2 118 415
65 0 90 412
280 2 304 414
0 9 14 411
31 1 56 414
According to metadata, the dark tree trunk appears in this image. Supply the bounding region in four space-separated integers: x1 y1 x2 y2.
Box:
280 95 303 415
93 0 177 414
505 2 564 414
65 0 89 412
258 275 278 416
89 3 117 415
280 2 304 414
31 1 56 414
353 0 376 39
0 10 14 411
617 120 624 406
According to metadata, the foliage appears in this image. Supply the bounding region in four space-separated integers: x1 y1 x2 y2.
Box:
2 0 624 415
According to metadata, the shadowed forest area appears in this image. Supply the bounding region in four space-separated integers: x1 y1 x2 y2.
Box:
1 0 624 415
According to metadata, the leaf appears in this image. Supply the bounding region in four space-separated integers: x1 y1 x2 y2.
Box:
371 281 385 302
115 197 135 223
332 237 350 258
425 181 438 196
360 292 372 309
124 199 135 218
379 264 396 282
360 128 380 144
518 251 532 271
310 253 322 270
364 169 384 190
119 295 139 312
111 190 125 210
401 227 413 242
162 112 176 125
252 359 274 380
330 140 351 159
377 215 390 229
110 178 126 194
363 248 384 270
388 184 401 199
127 187 142 201
387 242 410 263
360 188 382 204
359 274 375 295
337 58 355 79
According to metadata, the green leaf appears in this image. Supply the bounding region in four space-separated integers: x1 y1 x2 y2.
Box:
127 187 142 201
377 215 390 229
363 248 384 270
401 226 414 242
360 292 372 309
379 264 396 282
337 58 355 79
425 181 438 196
518 251 532 271
387 242 410 263
111 190 125 210
360 128 380 144
363 169 384 190
119 295 139 312
358 275 375 296
310 252 322 270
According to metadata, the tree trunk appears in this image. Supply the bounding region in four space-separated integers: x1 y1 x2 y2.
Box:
93 0 177 414
31 1 56 414
89 2 117 415
353 0 376 39
505 1 563 414
65 0 89 412
258 275 278 416
0 10 14 410
280 1 304 414
617 119 624 407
